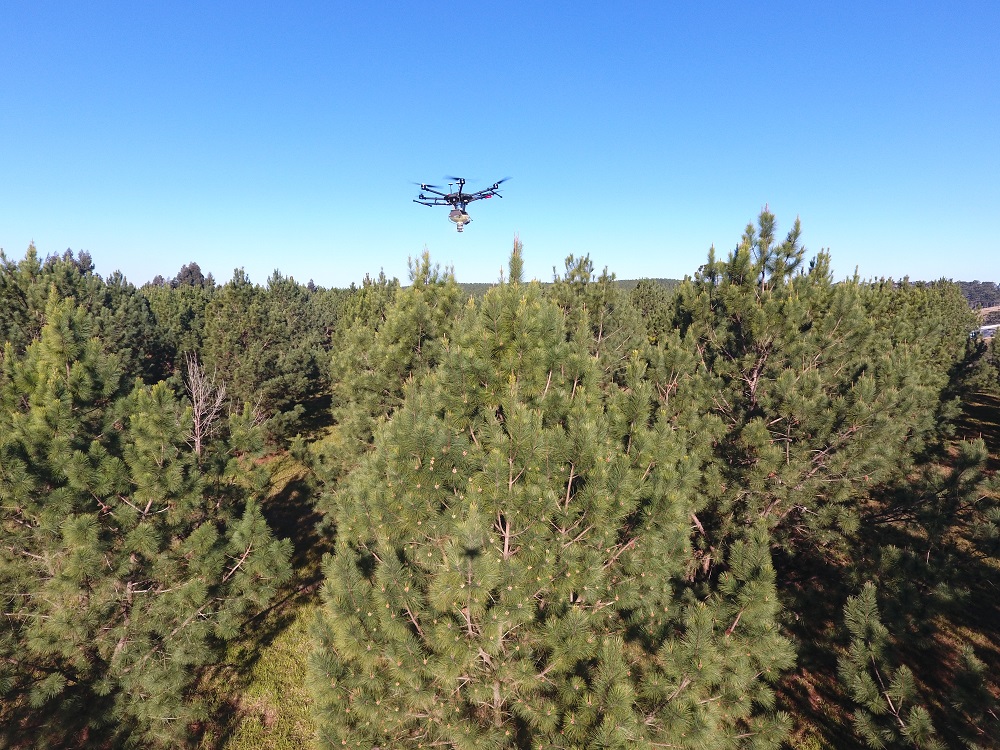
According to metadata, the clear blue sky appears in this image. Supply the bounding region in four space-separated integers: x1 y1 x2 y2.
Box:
2 2 997 288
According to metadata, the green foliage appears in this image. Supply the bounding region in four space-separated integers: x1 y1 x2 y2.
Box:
837 584 943 749
96 270 171 382
650 211 996 750
0 296 291 747
1 217 995 750
628 278 675 346
546 252 648 387
200 268 338 441
202 269 273 413
1 245 169 382
966 336 1000 394
309 276 794 748
173 261 212 288
947 644 1000 750
861 278 980 432
667 212 980 560
836 437 1000 748
142 272 216 372
957 281 1000 310
315 252 461 494
144 263 347 440
0 249 33 352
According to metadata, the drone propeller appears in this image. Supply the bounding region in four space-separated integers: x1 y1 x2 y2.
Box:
413 181 442 190
491 177 511 190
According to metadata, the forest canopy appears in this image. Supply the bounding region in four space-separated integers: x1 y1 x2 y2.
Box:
1 212 998 749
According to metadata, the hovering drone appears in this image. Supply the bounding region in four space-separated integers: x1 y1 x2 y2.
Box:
413 176 508 232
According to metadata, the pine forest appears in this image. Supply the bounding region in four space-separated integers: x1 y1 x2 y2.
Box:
2 210 999 750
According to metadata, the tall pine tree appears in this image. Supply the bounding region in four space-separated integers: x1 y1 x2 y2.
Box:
668 211 977 558
309 252 793 749
314 252 463 513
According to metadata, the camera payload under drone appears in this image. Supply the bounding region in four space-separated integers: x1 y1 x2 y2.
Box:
413 176 508 232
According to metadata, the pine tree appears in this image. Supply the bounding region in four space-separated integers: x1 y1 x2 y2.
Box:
0 245 169 382
644 212 997 746
255 269 329 435
0 248 32 352
546 252 647 387
314 252 462 502
92 270 170 383
0 294 291 747
628 278 675 346
837 584 943 750
843 435 1000 748
860 278 980 443
309 251 794 748
947 645 1000 749
667 211 977 559
201 269 273 415
142 271 216 372
198 268 349 441
173 261 208 288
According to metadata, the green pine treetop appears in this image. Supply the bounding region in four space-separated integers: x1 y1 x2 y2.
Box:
310 270 793 749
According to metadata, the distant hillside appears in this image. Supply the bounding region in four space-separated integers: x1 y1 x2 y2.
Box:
459 277 681 298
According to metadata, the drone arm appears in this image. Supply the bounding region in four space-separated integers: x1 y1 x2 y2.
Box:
466 189 500 202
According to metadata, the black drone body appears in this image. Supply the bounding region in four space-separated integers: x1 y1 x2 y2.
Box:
413 176 508 232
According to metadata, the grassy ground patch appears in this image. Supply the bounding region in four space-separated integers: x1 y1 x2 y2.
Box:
200 602 319 750
197 451 327 749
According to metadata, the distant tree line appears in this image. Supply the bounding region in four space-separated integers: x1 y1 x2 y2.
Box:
1 215 998 748
959 280 1000 310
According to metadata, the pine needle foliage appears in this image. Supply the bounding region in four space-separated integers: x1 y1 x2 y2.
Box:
309 250 794 748
837 584 944 750
315 252 464 512
0 295 291 748
669 210 980 559
546 253 647 388
0 245 169 382
200 268 337 440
